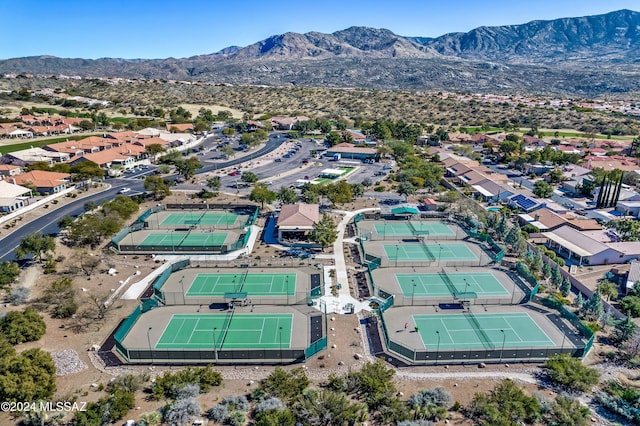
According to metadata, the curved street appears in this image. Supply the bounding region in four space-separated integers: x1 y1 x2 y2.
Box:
0 135 286 261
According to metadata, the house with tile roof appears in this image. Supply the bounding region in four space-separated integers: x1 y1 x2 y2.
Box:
10 170 71 195
276 204 319 242
166 123 194 133
69 149 135 170
0 165 23 177
6 148 70 165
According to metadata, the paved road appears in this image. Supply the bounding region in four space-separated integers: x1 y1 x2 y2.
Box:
0 133 288 261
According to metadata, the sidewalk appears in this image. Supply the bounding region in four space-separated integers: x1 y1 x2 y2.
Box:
313 207 380 314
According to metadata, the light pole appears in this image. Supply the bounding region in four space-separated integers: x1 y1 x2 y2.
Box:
435 330 440 366
500 329 506 363
560 331 567 353
286 276 290 304
147 327 153 365
395 245 399 268
213 327 218 361
438 244 442 266
464 278 469 297
411 279 416 306
279 326 283 364
180 275 185 304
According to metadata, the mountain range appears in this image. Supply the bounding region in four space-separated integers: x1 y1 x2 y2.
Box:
1 9 639 96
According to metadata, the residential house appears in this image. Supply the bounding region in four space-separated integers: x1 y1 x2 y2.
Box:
70 149 135 170
10 170 71 195
616 200 640 218
345 130 367 144
626 260 640 293
276 204 319 242
518 208 602 232
270 116 309 130
0 164 23 178
542 225 640 265
471 179 514 202
585 155 639 172
246 120 265 131
6 148 70 165
0 180 32 212
166 123 194 133
508 192 546 213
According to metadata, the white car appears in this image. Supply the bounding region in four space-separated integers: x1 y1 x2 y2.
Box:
118 187 131 194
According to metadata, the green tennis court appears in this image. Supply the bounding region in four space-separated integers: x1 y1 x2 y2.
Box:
414 313 555 350
140 232 228 247
384 243 477 261
161 212 239 226
396 272 510 298
156 313 293 349
186 273 296 296
375 222 455 237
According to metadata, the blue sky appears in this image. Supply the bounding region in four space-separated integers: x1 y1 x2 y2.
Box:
1 0 638 59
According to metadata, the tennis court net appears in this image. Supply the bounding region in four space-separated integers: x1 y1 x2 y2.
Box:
420 238 436 260
438 269 458 298
465 311 495 349
238 269 250 293
217 306 235 350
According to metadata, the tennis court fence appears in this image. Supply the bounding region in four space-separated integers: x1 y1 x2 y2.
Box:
375 307 591 365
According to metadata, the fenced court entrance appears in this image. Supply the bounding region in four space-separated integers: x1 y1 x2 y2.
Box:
414 312 555 350
187 273 296 297
156 313 293 350
384 243 477 262
396 272 510 299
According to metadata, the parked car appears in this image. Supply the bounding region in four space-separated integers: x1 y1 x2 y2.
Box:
228 171 241 176
374 171 386 176
302 159 309 164
275 158 282 162
283 154 291 158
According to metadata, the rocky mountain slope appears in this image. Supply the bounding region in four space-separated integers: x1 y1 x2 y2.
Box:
1 9 638 96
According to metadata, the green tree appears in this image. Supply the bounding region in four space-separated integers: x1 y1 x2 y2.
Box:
0 261 20 290
397 181 416 200
548 168 565 184
581 287 604 321
249 183 277 208
545 395 591 426
144 175 172 200
407 387 452 421
612 314 638 344
102 195 139 220
468 379 541 426
560 277 572 297
551 264 563 288
175 157 203 179
0 307 46 344
605 219 640 242
144 143 166 157
310 213 338 252
256 367 310 404
151 367 222 400
351 183 365 198
598 279 619 301
326 181 353 206
206 176 221 192
544 354 600 392
84 200 97 212
15 232 56 263
326 131 341 146
277 186 298 205
69 161 105 180
255 408 296 426
439 190 460 204
0 348 56 402
241 171 258 184
621 296 640 317
533 180 553 198
293 389 367 426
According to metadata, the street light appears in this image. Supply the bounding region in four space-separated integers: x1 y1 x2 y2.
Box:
435 330 441 366
464 278 469 296
411 279 416 306
395 245 399 267
213 327 218 361
147 327 153 365
286 276 290 305
180 275 185 304
500 329 506 363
